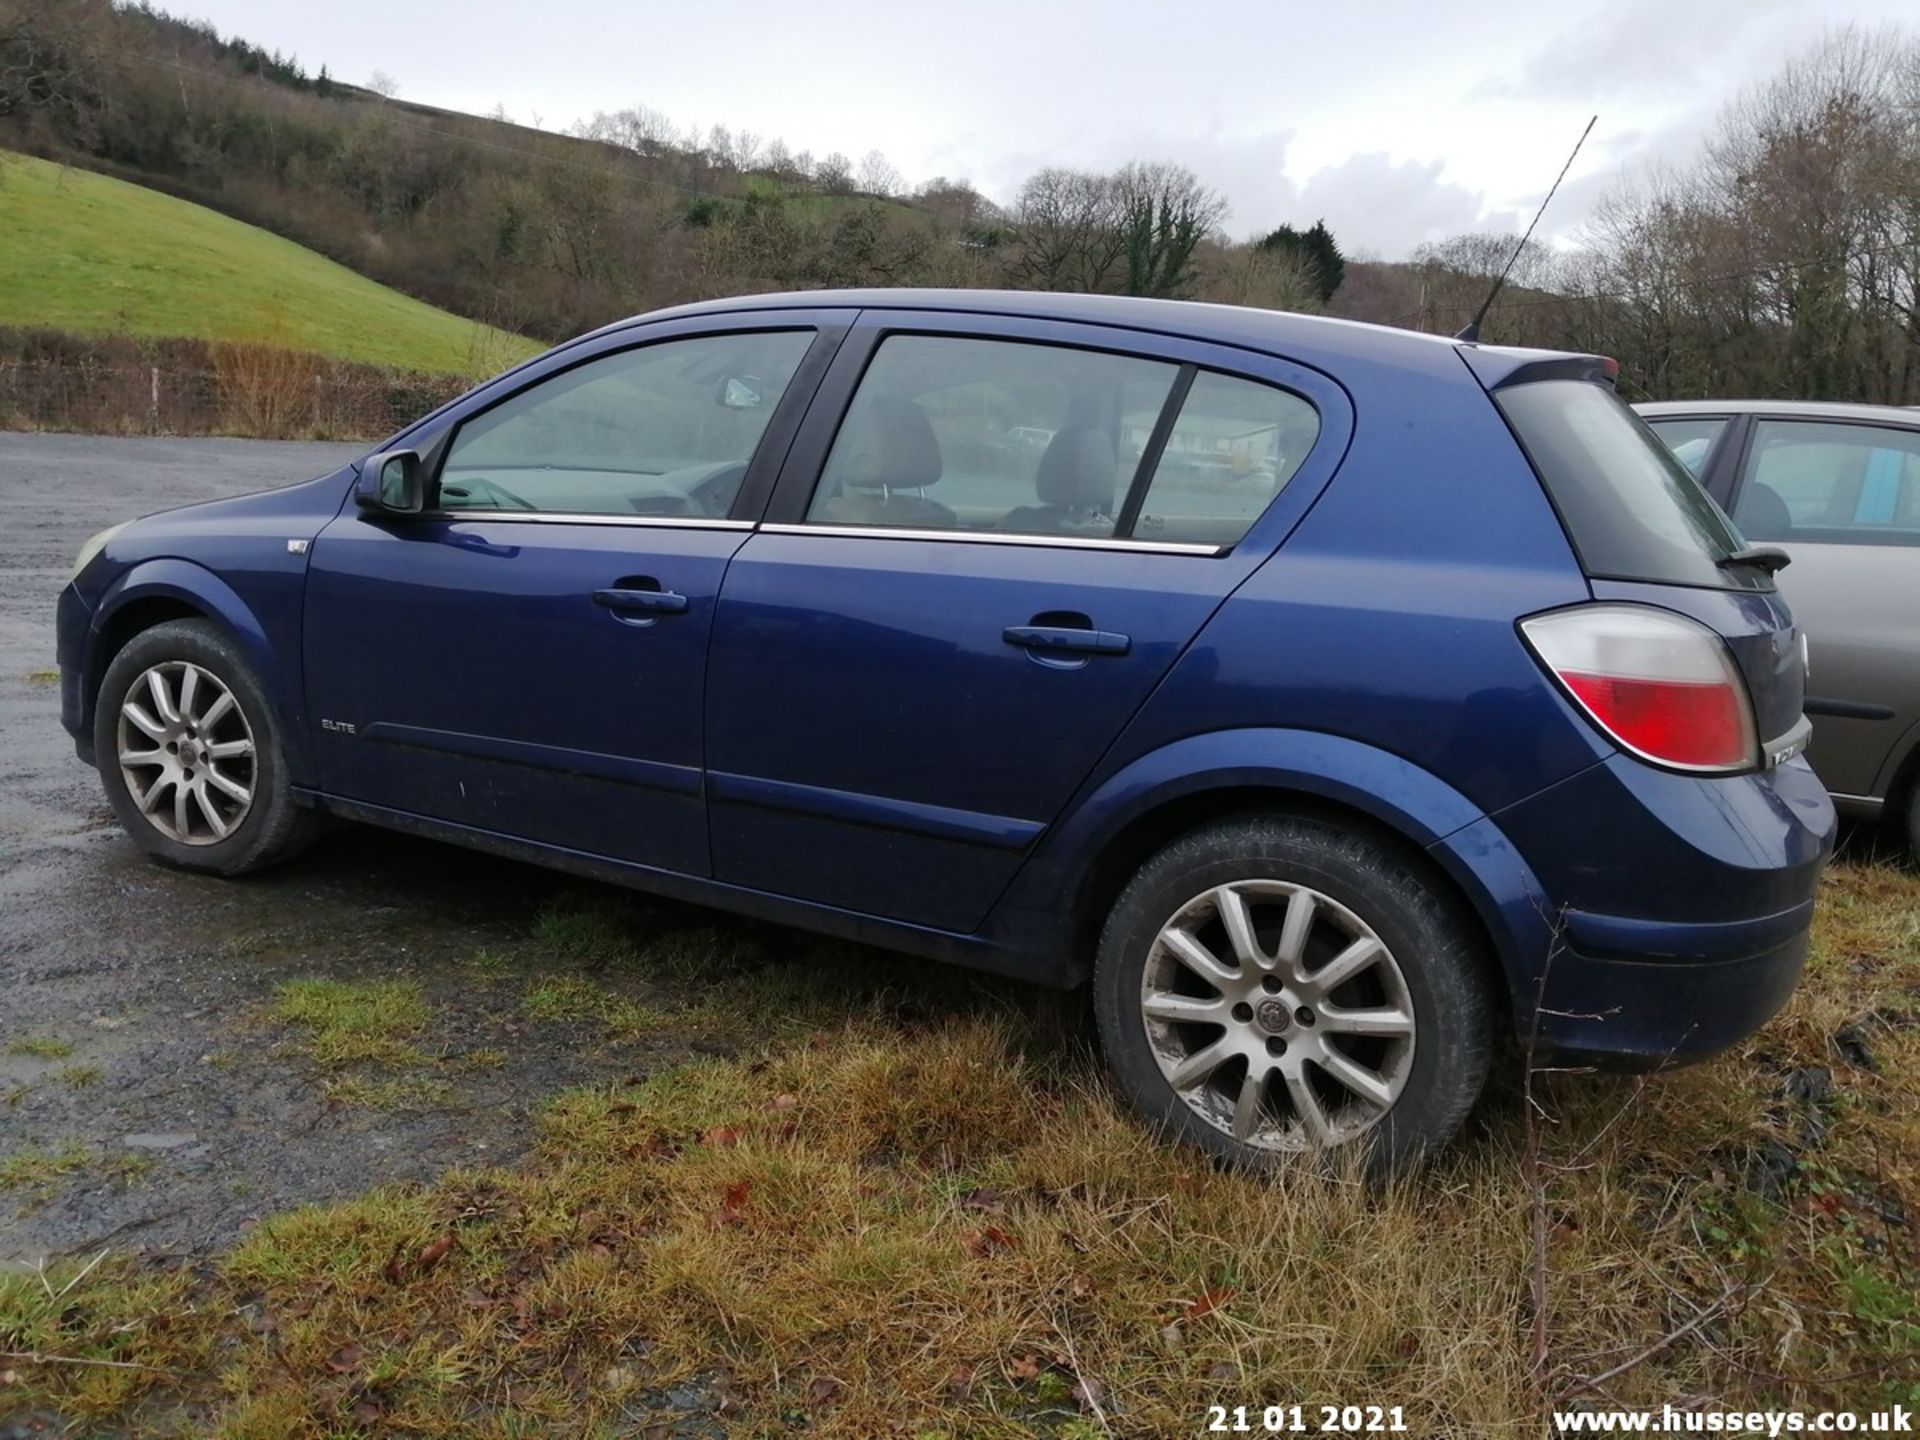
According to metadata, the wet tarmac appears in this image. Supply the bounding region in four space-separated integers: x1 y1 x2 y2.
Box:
0 434 702 1264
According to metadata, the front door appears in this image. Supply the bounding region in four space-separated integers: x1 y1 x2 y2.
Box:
705 314 1333 930
303 321 833 872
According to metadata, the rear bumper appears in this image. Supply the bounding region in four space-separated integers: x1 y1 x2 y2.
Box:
1533 920 1809 1069
1474 751 1835 1069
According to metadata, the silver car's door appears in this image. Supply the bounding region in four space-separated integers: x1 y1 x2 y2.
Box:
1725 416 1920 805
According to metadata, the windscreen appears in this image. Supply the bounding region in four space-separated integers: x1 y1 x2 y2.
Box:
1495 380 1754 589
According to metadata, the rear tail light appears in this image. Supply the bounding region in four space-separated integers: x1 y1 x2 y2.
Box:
1520 604 1758 773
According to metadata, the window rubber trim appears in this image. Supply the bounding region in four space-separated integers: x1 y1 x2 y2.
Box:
1115 363 1196 540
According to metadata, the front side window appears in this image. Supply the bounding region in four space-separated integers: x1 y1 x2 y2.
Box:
806 334 1317 545
1736 420 1920 546
1644 416 1729 478
438 330 813 517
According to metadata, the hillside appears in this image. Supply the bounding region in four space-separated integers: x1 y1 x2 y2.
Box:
0 152 540 377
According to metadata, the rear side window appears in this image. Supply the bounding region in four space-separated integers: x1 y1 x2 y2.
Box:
807 333 1319 547
1736 419 1920 546
808 336 1177 537
1133 371 1321 546
1495 380 1746 589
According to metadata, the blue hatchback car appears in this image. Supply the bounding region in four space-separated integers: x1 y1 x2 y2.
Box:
57 291 1835 1172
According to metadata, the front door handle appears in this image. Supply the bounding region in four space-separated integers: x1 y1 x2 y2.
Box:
594 586 689 616
1003 624 1130 656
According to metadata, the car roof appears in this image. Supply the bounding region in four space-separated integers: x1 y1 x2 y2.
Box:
1636 398 1920 424
588 287 1587 384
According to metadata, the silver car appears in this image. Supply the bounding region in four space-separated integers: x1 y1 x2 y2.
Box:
1637 400 1919 852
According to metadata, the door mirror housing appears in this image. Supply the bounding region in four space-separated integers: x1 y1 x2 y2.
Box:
718 375 764 411
355 449 424 514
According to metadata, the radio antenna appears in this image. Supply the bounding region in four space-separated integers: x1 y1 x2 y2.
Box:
1455 114 1596 343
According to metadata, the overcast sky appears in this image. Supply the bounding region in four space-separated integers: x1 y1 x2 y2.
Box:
174 0 1909 259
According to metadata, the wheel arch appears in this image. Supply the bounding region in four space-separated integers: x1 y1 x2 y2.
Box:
1006 729 1562 1009
87 560 311 781
1871 717 1920 850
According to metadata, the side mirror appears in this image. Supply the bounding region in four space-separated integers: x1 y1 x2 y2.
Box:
354 449 424 514
718 376 764 411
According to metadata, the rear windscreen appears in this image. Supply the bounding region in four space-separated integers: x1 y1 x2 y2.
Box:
1494 380 1754 590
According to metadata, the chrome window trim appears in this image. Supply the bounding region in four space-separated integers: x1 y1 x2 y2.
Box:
422 510 755 531
760 522 1225 556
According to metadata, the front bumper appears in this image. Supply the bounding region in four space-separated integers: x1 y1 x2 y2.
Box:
56 582 96 764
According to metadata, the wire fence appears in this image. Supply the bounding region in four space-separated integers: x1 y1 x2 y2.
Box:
0 330 473 442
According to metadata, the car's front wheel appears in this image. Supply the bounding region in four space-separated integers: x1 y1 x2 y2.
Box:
1093 816 1495 1176
94 619 320 875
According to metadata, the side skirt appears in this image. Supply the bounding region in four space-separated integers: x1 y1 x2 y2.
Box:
299 790 1080 989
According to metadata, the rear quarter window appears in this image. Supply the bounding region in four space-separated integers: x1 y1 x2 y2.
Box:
1495 380 1751 589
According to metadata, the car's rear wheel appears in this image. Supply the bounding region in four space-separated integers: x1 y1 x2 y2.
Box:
94 619 320 875
1093 815 1495 1176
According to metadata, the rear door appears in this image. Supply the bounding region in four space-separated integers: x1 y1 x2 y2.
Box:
703 312 1338 931
1722 416 1920 800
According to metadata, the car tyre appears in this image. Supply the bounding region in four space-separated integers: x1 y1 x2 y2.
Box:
94 619 321 875
1093 815 1494 1178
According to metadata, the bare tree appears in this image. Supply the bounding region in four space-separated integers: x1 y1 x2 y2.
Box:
366 69 398 99
815 150 854 194
1200 244 1327 312
857 148 902 197
1010 166 1126 291
916 176 993 228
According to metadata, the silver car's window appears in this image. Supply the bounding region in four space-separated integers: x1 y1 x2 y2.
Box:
1644 416 1729 478
438 330 813 517
1737 420 1920 546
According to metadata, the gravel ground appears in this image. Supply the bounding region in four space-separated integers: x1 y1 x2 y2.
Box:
0 433 703 1265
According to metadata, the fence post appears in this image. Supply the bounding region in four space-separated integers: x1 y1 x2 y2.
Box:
150 365 161 433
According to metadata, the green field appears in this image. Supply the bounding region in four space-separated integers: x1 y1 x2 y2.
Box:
0 152 541 376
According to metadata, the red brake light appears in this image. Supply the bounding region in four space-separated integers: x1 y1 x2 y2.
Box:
1599 356 1620 383
1521 604 1758 773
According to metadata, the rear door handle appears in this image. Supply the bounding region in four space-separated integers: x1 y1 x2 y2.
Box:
1003 624 1130 656
594 587 689 616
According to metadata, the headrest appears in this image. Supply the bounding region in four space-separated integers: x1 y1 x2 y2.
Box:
1035 426 1119 511
1739 480 1793 539
830 396 942 494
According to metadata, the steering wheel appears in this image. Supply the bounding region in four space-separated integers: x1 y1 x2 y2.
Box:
441 476 536 511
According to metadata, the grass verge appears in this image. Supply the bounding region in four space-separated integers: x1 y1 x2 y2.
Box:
3 861 1915 1435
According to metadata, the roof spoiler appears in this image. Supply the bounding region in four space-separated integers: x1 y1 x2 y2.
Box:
1458 349 1617 391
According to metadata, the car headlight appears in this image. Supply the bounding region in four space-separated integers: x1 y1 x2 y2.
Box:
70 522 129 584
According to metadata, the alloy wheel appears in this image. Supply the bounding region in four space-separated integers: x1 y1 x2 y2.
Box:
1139 880 1416 1150
116 660 256 846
